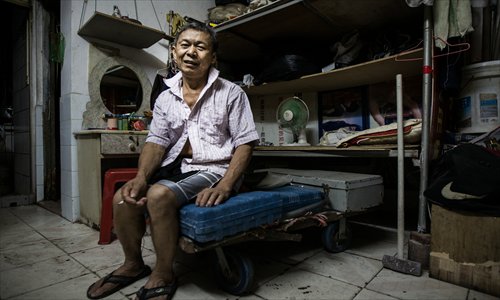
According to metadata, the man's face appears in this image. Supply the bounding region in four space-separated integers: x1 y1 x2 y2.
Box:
173 29 215 79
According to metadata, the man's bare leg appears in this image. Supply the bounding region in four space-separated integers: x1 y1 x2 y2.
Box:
139 184 179 294
115 188 148 270
87 188 147 298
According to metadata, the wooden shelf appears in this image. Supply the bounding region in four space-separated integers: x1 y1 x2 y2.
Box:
254 145 420 158
212 0 424 95
214 0 424 159
78 12 173 48
214 0 423 62
243 48 423 96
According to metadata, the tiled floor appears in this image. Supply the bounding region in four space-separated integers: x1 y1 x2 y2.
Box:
1 204 498 300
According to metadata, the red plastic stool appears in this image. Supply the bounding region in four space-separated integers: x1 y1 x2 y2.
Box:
99 168 138 244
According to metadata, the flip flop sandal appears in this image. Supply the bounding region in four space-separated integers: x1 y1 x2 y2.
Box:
135 279 178 300
87 265 152 299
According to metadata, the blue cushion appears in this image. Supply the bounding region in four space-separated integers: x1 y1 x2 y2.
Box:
273 185 324 213
179 185 323 242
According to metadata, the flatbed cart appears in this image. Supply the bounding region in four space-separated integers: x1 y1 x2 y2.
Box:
178 205 362 296
176 169 383 295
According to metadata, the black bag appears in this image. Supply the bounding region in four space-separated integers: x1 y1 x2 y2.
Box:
424 143 500 216
254 54 320 85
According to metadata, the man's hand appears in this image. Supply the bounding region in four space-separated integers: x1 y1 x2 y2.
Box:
195 185 231 207
194 143 254 207
120 176 149 206
120 142 165 207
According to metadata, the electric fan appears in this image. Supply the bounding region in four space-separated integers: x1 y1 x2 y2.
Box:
276 96 310 146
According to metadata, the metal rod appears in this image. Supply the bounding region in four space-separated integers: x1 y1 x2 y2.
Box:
134 0 138 20
418 5 433 233
214 247 233 278
396 74 404 259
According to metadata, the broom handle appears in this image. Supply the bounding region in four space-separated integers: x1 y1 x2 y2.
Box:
396 74 405 259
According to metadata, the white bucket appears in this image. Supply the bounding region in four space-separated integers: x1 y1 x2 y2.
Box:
456 60 500 133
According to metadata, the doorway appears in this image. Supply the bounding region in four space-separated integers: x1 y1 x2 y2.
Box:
0 1 32 206
0 0 61 211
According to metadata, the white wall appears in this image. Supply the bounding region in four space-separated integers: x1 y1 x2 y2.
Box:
59 0 215 221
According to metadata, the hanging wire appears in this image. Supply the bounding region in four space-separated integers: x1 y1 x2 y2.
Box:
134 0 138 20
150 0 163 32
442 39 462 90
79 0 88 29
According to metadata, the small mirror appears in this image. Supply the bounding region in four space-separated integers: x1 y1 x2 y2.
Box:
100 66 142 114
84 55 151 130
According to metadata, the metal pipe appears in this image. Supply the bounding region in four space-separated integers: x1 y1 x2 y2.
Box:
418 5 433 233
396 74 404 259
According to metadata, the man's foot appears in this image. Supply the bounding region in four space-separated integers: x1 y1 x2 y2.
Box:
86 265 152 299
135 277 177 300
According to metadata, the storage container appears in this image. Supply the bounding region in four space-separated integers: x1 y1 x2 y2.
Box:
456 60 500 133
263 168 383 212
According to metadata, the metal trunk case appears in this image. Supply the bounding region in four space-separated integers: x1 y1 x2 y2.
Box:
264 168 384 212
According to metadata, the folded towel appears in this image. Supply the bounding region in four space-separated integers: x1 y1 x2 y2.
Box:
336 119 422 148
434 0 474 49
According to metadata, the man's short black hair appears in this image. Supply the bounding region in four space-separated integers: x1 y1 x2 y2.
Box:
174 22 218 53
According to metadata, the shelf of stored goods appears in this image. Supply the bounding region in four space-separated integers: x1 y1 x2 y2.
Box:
243 48 423 96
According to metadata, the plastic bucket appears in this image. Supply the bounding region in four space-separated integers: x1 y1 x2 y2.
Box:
455 60 500 133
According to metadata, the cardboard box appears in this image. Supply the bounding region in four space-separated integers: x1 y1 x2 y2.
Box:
264 168 383 212
430 205 500 297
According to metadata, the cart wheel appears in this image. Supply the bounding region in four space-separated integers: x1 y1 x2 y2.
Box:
322 221 352 253
213 249 254 295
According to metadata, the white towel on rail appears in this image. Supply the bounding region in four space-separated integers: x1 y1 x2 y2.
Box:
434 0 474 49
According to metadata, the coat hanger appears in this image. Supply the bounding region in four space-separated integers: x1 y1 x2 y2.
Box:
395 37 470 62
